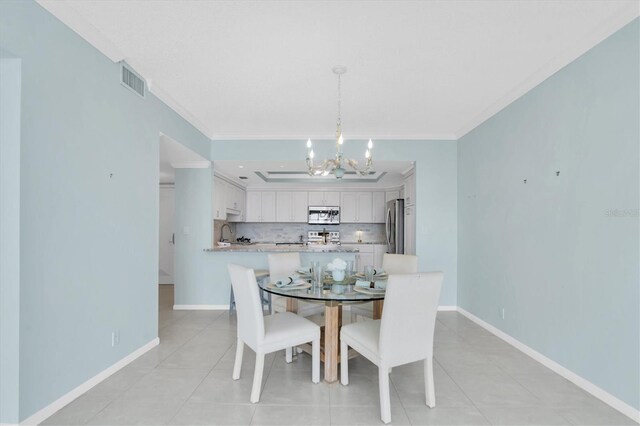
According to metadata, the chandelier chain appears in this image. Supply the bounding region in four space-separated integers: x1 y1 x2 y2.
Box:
337 73 342 128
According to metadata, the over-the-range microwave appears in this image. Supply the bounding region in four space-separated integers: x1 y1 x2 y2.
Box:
308 206 340 225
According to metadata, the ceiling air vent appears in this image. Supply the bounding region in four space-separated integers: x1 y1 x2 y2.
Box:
120 63 145 98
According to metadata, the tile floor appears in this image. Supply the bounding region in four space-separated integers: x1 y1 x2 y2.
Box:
42 285 637 425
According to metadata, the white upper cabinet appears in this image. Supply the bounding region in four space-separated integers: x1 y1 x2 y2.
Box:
261 192 276 222
276 191 308 223
292 192 308 222
340 192 373 223
385 190 400 202
309 191 340 206
213 177 227 220
357 192 373 223
246 191 276 222
214 176 245 222
227 186 246 222
340 192 357 222
404 171 416 206
276 192 292 222
245 192 261 222
372 192 386 223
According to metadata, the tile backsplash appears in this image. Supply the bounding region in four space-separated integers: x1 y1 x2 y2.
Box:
233 222 385 244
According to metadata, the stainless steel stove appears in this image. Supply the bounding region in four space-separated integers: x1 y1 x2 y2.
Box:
307 230 340 245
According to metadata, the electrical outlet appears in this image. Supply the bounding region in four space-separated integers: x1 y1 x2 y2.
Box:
501 308 505 320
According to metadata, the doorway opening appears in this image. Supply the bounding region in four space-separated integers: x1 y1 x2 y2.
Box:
158 133 209 327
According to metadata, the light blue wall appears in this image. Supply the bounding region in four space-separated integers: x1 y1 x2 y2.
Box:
175 168 214 305
0 1 211 420
0 51 22 425
458 19 639 410
173 139 458 307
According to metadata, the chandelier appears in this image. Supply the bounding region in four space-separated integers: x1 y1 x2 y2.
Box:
305 66 373 179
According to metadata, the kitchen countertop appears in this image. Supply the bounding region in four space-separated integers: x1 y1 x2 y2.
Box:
205 243 360 253
340 241 386 245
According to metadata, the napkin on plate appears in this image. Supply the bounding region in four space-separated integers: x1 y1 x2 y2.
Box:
355 280 387 289
275 274 306 288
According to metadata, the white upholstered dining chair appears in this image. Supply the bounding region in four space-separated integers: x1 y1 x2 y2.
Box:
340 272 443 424
268 252 324 317
350 253 419 320
227 264 320 403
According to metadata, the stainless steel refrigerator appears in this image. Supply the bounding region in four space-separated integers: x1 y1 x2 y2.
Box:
385 199 404 254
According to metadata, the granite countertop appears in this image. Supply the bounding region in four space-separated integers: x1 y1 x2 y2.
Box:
340 241 386 245
204 243 360 253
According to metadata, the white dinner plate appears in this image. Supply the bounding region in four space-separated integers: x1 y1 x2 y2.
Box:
354 272 388 279
267 282 311 291
353 286 386 295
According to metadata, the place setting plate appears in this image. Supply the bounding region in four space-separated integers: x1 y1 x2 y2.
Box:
354 272 388 279
267 281 312 291
353 286 386 295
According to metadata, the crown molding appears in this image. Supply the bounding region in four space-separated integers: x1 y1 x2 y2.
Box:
455 2 640 139
209 134 458 141
148 83 214 140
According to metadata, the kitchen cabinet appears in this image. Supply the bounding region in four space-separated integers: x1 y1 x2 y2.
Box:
374 244 386 269
226 185 246 222
342 244 375 273
340 192 372 223
214 176 245 222
404 204 416 255
246 191 276 222
385 190 400 202
276 191 308 222
404 171 416 206
213 177 227 220
308 191 340 206
372 191 386 223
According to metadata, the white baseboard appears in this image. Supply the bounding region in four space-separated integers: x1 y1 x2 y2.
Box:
457 307 640 423
437 305 457 311
173 304 228 310
21 337 159 426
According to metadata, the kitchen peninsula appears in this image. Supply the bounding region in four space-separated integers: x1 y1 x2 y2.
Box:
205 244 359 253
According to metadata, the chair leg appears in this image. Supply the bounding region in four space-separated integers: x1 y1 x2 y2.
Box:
424 357 436 408
285 347 293 363
250 352 265 403
267 292 272 315
232 338 244 380
312 338 320 384
229 287 235 316
340 339 349 385
379 366 391 424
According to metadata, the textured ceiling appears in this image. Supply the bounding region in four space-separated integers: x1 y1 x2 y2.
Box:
39 0 639 140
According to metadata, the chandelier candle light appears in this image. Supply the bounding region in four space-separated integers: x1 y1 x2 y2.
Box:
306 66 373 179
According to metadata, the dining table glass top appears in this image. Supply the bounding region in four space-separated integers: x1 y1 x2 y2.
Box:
257 272 386 303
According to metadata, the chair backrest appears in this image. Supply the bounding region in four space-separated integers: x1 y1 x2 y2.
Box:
268 252 301 282
227 264 265 350
382 253 418 274
378 272 443 367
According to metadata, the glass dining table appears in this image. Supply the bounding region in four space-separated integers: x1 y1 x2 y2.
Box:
258 273 387 383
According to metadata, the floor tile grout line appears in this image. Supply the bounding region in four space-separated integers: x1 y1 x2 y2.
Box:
435 356 495 425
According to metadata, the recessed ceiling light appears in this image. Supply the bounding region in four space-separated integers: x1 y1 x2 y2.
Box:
238 165 244 168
